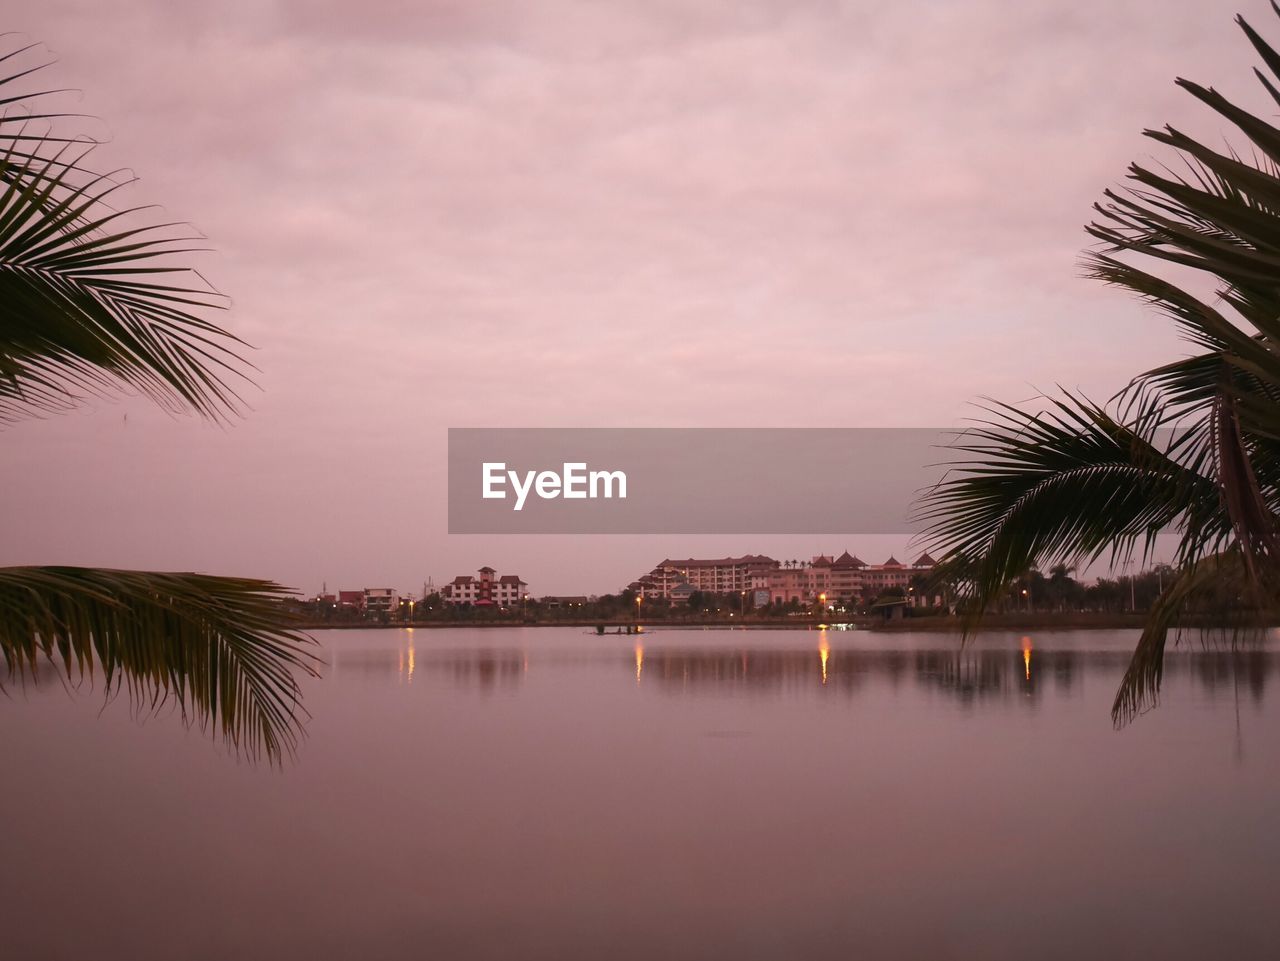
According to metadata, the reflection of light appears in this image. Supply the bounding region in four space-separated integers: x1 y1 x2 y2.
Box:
819 634 830 685
1022 636 1032 681
407 640 415 683
635 644 644 684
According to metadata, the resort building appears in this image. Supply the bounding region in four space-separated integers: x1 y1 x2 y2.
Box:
628 551 939 607
629 555 779 599
443 566 529 607
766 552 937 606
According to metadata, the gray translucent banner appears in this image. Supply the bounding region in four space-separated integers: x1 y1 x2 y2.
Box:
449 428 955 534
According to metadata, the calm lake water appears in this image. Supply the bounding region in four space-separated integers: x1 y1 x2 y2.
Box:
3 626 1278 960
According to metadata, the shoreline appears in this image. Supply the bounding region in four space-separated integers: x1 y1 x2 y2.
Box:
292 612 1165 632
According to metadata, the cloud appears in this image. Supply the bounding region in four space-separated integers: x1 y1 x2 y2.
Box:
3 0 1271 592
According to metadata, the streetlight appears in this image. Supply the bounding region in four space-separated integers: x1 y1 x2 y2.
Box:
635 593 642 622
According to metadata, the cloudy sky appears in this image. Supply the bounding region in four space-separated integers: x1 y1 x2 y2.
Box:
2 0 1270 595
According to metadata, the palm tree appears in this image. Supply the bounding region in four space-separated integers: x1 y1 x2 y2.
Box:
0 42 316 761
917 6 1280 724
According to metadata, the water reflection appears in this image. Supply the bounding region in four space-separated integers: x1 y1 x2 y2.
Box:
7 628 1280 961
328 640 1280 709
631 646 1280 709
397 633 415 683
332 645 526 692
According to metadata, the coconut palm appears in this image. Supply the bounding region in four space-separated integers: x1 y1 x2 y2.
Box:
917 6 1280 724
0 42 316 760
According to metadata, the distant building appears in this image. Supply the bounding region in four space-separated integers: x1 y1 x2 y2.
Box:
629 555 778 599
669 581 696 605
443 566 528 607
768 552 938 606
541 595 589 610
337 590 364 610
363 588 399 615
626 551 939 608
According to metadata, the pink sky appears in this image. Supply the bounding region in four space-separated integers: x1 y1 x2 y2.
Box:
1 0 1264 595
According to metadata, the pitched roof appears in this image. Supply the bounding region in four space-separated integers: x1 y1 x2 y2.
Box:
913 552 937 567
657 554 777 569
834 551 865 568
882 556 903 568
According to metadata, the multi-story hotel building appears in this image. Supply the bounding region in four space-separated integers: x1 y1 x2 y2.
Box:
630 555 780 599
766 552 938 606
629 552 937 606
443 566 529 607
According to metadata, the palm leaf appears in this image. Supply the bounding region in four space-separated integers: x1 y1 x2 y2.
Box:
0 38 87 184
0 42 252 424
917 6 1280 724
1111 550 1265 723
0 566 319 763
916 393 1227 621
0 44 318 762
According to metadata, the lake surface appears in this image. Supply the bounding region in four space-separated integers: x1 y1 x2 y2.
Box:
3 626 1278 960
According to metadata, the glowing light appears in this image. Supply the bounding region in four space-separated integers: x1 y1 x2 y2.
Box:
635 643 644 684
1022 636 1032 681
819 635 830 685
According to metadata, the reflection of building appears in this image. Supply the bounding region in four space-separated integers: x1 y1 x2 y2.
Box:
627 646 1087 702
443 566 528 607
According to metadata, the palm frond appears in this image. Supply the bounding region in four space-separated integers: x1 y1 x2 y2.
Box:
0 567 319 763
916 392 1226 622
916 6 1280 721
0 39 87 183
0 40 253 424
1111 550 1265 724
